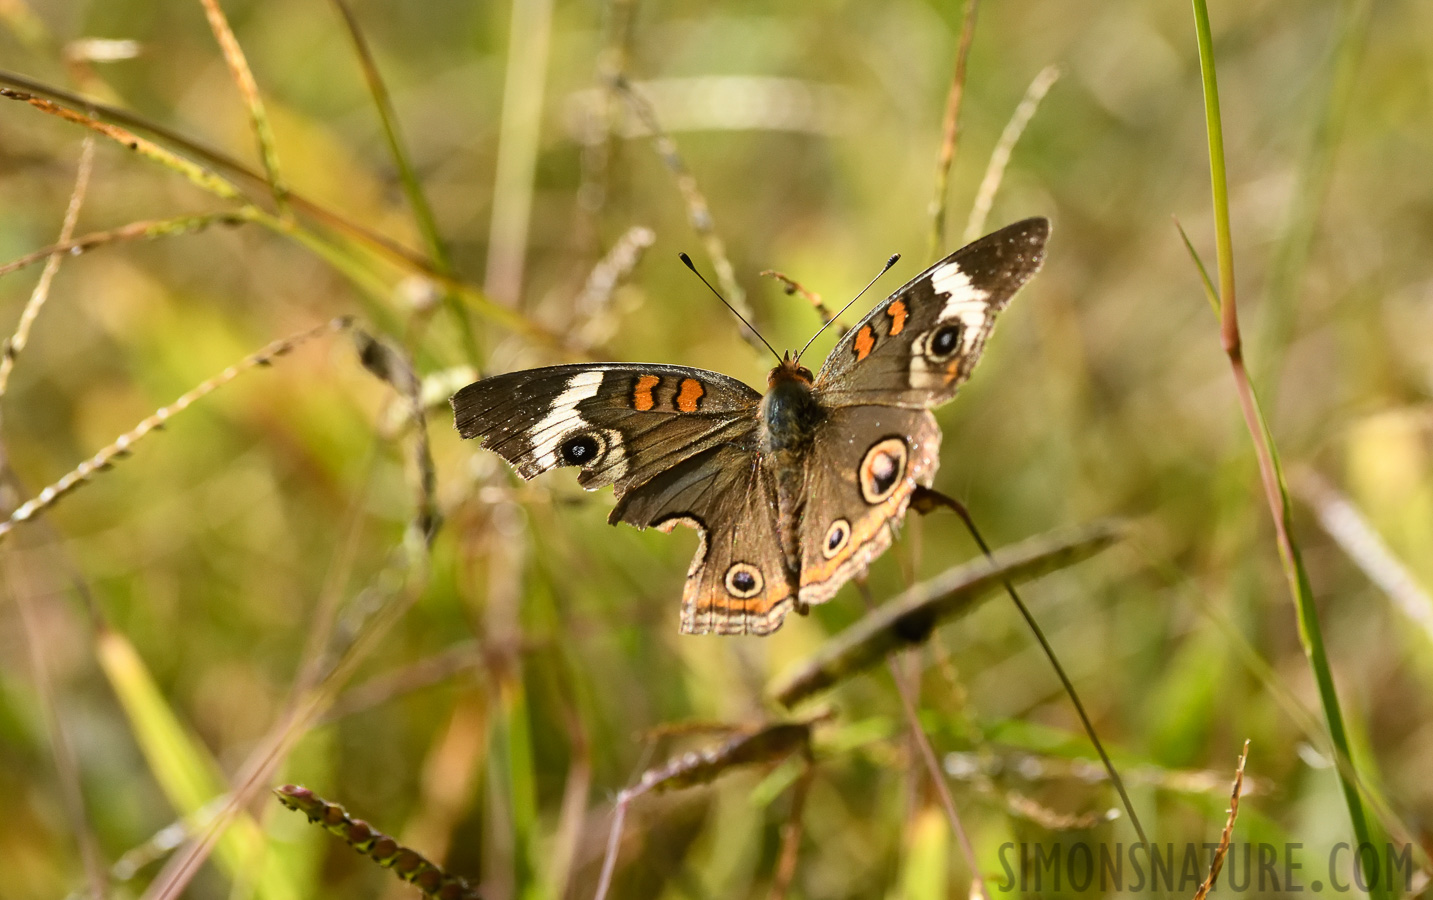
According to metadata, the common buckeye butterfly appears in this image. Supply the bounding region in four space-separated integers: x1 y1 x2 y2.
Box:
452 218 1049 635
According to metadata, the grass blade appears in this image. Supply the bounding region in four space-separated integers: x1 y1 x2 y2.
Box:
327 0 480 364
1188 4 1390 894
97 628 301 900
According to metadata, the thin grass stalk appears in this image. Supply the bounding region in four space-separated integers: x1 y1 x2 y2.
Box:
1192 741 1249 900
199 0 289 213
592 789 630 900
7 556 108 899
0 211 256 281
0 69 431 272
0 136 92 401
767 763 814 900
613 76 763 354
928 493 1151 850
327 0 480 365
547 689 593 900
0 136 106 898
0 318 352 542
886 650 986 899
963 65 1059 243
0 86 242 199
1189 4 1388 894
928 0 981 261
0 71 562 348
849 579 985 898
485 0 554 307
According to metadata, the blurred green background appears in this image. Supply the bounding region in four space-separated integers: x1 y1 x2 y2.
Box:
2 0 1431 897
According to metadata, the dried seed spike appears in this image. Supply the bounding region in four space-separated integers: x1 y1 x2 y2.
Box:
0 212 257 282
273 786 482 900
0 136 94 400
637 711 828 795
1193 741 1250 900
596 711 830 900
0 318 351 544
760 269 836 329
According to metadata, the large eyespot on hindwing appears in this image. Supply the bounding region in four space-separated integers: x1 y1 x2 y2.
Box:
859 437 908 504
724 562 764 598
822 519 851 559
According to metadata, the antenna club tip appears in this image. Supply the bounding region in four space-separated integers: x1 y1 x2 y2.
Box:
885 253 900 268
678 252 696 270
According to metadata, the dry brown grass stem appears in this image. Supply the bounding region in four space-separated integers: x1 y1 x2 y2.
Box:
0 318 352 543
0 86 243 199
963 65 1060 242
0 136 93 400
612 75 765 355
1192 740 1249 900
928 0 982 260
0 211 255 281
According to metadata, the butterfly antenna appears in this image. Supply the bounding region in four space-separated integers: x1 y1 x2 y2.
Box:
679 253 783 365
797 253 900 361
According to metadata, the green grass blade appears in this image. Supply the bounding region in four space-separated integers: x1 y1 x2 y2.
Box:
96 628 301 900
328 0 480 365
1189 4 1391 894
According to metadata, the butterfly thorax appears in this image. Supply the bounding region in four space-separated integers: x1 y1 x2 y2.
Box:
761 356 822 460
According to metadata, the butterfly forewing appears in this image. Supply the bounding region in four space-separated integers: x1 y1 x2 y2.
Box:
814 217 1049 409
451 363 760 495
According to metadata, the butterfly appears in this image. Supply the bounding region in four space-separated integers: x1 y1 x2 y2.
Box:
451 218 1049 635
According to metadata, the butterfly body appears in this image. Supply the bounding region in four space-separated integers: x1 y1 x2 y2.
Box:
453 218 1049 635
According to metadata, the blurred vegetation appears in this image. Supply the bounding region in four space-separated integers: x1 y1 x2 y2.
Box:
2 1 1432 898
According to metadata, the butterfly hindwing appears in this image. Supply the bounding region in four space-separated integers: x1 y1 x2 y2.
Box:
815 217 1049 409
795 405 942 607
451 363 761 495
610 444 795 635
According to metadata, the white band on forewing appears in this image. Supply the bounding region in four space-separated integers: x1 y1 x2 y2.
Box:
530 370 605 470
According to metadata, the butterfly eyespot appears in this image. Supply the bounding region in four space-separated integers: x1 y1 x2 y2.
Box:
559 432 604 466
822 519 851 559
859 437 908 504
927 323 964 360
724 562 764 598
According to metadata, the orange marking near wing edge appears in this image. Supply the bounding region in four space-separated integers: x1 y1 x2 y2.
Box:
853 325 876 361
676 378 705 412
800 482 910 592
634 374 660 411
886 299 908 335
